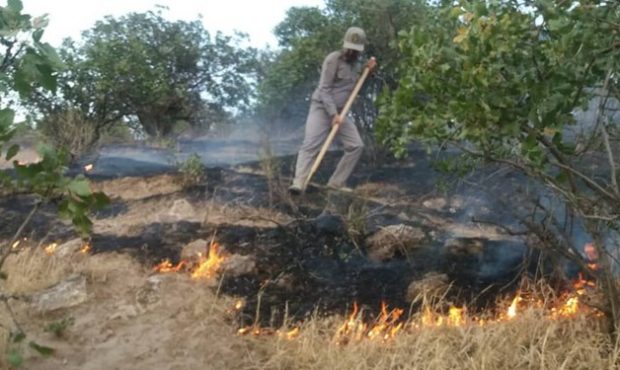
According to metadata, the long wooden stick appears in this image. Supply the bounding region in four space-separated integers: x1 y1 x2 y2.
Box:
302 62 372 190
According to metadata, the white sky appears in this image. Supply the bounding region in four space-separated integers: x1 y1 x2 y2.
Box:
21 0 325 48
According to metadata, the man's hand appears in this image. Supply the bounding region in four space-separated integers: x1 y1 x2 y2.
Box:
367 56 377 71
332 114 343 127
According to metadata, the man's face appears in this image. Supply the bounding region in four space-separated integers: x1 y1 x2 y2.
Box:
343 49 360 63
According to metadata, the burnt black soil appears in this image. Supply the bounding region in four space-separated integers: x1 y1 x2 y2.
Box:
1 147 545 327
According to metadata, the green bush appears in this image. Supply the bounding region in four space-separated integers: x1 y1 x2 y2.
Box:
177 154 206 187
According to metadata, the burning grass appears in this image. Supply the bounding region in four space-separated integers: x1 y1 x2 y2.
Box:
1 243 619 370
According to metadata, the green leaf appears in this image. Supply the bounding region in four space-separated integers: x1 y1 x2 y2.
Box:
8 350 23 367
12 331 26 343
0 108 16 130
92 192 111 209
33 29 44 42
29 341 55 356
8 0 23 12
6 144 20 161
68 179 92 197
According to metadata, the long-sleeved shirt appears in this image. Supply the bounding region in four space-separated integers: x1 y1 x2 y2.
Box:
311 50 361 117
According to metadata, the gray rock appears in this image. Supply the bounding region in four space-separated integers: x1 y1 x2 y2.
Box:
406 272 450 303
180 239 208 260
33 274 88 312
365 224 426 262
223 254 257 277
314 213 346 235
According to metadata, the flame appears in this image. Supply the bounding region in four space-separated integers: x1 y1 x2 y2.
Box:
234 300 245 310
80 243 92 254
448 306 465 326
191 242 227 279
335 302 405 343
153 259 187 273
237 325 300 340
84 164 94 172
507 294 522 319
152 241 227 279
44 243 58 255
12 240 21 249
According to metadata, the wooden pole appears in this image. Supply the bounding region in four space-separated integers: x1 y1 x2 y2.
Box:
302 61 373 191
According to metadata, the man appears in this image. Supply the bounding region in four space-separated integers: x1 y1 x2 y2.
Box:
289 26 377 195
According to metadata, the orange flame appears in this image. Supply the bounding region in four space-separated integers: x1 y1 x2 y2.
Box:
44 243 58 255
80 243 92 254
335 302 405 343
448 306 465 326
237 326 300 340
152 241 227 279
153 259 187 273
191 242 227 279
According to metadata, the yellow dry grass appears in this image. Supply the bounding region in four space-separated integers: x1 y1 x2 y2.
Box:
1 245 619 370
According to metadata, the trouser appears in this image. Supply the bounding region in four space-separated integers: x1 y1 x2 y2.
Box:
292 101 364 189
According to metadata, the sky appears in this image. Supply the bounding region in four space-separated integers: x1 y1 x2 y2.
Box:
21 0 325 48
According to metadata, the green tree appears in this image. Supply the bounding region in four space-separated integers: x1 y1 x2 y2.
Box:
1 1 109 366
378 0 620 331
28 9 257 142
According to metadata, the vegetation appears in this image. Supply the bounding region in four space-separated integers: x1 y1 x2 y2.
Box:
378 0 620 330
2 0 620 367
1 1 108 366
24 9 257 147
177 153 206 188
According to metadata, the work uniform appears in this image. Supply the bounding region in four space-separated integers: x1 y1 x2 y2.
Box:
291 50 365 189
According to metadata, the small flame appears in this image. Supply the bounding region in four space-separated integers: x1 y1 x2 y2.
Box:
190 242 227 280
80 243 92 254
237 326 300 340
153 259 187 273
152 241 227 279
448 306 465 326
335 302 404 343
507 295 522 319
234 300 244 310
12 240 21 249
44 243 58 255
84 164 94 172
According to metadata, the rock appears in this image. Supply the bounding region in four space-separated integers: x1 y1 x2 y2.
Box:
273 273 295 291
135 276 164 309
365 224 426 262
222 254 257 277
406 272 450 303
159 199 197 222
314 213 346 235
33 274 88 312
444 237 485 256
422 197 447 210
180 239 208 260
109 304 140 320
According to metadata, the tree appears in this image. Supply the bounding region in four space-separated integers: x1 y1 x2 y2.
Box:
378 0 620 331
27 10 257 141
1 1 108 366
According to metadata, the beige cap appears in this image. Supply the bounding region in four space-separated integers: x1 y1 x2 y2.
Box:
343 27 366 52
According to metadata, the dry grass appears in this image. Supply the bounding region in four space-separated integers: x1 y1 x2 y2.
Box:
1 245 619 370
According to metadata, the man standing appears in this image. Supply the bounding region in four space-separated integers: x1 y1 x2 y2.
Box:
289 27 377 195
